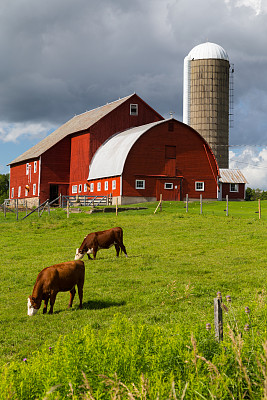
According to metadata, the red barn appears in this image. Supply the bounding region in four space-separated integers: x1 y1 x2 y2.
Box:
8 94 163 207
87 118 219 204
9 92 245 206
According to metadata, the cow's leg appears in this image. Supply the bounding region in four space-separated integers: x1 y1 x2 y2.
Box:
48 291 57 314
87 253 92 260
43 295 49 314
119 241 128 257
68 287 76 308
93 246 98 259
77 283 84 309
115 243 120 257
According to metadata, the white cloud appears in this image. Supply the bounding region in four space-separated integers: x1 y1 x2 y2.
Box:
230 147 267 189
0 122 54 143
225 0 265 15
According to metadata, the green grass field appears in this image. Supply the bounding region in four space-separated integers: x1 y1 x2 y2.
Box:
0 201 266 399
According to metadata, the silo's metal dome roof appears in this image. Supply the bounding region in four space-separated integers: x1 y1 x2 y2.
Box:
187 42 229 61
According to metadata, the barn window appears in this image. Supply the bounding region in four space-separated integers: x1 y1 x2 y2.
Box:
130 104 138 116
90 183 94 192
165 146 176 159
25 188 28 197
112 180 116 190
195 181 204 191
18 186 21 197
97 182 101 191
34 161 37 173
11 187 14 198
26 163 30 175
72 185 78 194
84 183 87 192
135 180 145 189
33 184 36 195
78 184 82 193
230 183 239 192
105 181 108 191
164 183 173 190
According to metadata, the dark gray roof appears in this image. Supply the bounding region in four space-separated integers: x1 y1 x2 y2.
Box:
9 94 135 165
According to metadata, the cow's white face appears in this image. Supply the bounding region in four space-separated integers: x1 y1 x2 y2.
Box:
75 248 84 260
27 297 39 316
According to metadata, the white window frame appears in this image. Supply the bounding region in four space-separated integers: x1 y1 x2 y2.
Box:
84 183 87 192
135 179 145 189
104 181 108 191
33 184 36 196
78 184 82 193
112 180 116 190
97 182 101 191
34 161 37 173
230 183 239 192
72 185 78 194
164 182 173 190
90 183 94 192
130 103 138 116
26 163 29 175
195 181 205 191
25 188 28 197
18 186 21 197
11 188 14 198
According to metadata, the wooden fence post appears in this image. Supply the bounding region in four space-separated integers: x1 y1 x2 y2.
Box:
226 195 229 217
116 197 118 216
67 200 69 218
200 194 203 215
16 199 19 221
4 202 6 218
214 294 223 341
186 194 189 213
258 199 261 220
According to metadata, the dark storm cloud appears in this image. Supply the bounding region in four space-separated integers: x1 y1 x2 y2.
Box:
0 0 266 147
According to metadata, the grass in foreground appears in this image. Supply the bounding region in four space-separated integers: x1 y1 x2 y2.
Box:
0 201 266 398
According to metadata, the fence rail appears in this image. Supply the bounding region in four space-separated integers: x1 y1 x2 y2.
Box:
61 195 111 208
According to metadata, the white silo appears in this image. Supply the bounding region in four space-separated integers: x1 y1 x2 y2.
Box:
183 42 230 168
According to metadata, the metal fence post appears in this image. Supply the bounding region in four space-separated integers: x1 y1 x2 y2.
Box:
186 194 189 213
226 195 229 217
200 194 203 215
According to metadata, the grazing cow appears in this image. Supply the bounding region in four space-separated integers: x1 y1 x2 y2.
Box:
27 260 85 316
75 226 127 260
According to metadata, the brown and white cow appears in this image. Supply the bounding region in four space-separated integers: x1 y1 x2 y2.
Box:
27 260 85 316
75 227 127 260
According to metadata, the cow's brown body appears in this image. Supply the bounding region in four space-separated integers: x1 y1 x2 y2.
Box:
75 227 127 260
28 260 85 315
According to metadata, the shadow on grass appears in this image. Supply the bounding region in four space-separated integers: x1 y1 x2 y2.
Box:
82 299 126 310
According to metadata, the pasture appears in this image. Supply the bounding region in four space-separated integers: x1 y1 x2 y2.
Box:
0 201 266 399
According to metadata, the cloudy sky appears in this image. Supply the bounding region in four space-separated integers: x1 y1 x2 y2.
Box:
0 0 267 189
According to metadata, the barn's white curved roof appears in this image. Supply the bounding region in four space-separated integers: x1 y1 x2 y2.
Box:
88 120 166 180
187 42 229 61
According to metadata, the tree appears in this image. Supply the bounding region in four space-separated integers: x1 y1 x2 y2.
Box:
246 187 267 201
0 174 9 204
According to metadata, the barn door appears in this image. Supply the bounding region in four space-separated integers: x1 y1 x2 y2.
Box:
49 184 59 203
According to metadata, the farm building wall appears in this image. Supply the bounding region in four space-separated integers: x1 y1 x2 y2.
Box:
69 95 163 197
9 158 40 207
221 182 245 200
86 120 219 204
39 137 71 204
89 94 163 160
122 121 219 201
